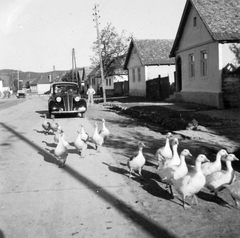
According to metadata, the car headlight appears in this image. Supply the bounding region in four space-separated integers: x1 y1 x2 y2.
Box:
75 96 80 102
56 97 62 102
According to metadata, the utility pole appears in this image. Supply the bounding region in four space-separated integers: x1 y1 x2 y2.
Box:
17 70 19 92
72 48 75 82
93 4 106 103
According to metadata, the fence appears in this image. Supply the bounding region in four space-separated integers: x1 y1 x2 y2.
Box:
146 75 170 100
222 64 240 108
114 81 129 96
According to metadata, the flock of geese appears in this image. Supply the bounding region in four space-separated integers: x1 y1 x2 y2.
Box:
42 114 110 167
42 115 240 209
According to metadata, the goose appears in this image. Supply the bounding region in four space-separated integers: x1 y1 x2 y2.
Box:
54 131 68 168
92 122 104 152
53 128 63 143
171 154 210 209
99 119 110 141
159 149 192 195
127 142 146 179
74 129 88 157
49 115 59 133
155 132 172 169
42 113 51 134
201 149 228 176
223 180 240 209
162 138 180 169
205 154 239 196
80 124 89 142
60 131 69 148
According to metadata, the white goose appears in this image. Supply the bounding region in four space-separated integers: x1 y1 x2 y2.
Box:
127 142 146 179
54 131 68 168
223 180 240 209
155 132 172 169
50 115 60 133
42 113 51 135
99 119 110 141
80 124 89 142
74 129 88 157
171 154 209 209
205 154 239 196
92 122 104 152
159 149 192 195
201 149 228 176
162 138 180 169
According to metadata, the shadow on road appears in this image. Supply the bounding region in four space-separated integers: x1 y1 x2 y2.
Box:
0 122 178 238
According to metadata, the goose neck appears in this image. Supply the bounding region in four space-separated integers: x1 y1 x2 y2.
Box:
225 160 233 171
195 161 202 173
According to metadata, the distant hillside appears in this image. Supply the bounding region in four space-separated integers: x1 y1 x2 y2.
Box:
0 69 67 83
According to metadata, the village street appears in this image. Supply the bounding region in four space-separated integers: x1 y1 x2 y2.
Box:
0 96 240 238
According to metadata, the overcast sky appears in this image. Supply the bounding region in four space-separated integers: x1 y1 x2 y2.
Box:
0 0 186 72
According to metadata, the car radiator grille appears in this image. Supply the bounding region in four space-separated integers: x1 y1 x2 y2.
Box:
62 95 74 111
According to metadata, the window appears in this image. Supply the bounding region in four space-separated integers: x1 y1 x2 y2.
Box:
92 78 96 85
138 68 141 81
201 51 208 76
106 78 108 86
132 69 135 82
189 54 195 77
193 17 197 27
109 78 111 86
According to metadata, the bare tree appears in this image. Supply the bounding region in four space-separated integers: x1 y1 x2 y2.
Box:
229 43 240 65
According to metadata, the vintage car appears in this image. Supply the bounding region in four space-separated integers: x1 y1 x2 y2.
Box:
48 82 87 118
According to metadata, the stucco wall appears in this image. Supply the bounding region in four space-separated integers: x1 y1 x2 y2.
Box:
37 84 51 94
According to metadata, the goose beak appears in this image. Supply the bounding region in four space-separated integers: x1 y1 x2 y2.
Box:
234 156 239 161
204 157 210 163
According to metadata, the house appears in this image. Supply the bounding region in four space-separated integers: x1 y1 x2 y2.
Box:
169 0 240 108
87 57 128 96
30 78 39 93
123 38 175 97
37 74 51 94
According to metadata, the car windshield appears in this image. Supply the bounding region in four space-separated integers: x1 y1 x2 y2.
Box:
53 84 78 94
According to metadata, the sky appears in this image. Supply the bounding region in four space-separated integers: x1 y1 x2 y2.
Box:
0 0 186 73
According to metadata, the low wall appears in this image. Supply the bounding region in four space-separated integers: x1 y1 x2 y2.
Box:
174 91 223 108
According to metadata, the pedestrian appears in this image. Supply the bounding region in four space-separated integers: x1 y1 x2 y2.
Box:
86 85 95 107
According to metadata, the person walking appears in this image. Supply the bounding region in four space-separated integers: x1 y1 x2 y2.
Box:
86 85 95 107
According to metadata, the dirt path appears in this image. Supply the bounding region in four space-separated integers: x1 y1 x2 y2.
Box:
0 97 240 238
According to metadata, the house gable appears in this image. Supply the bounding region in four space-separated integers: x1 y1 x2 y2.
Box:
170 0 240 57
178 5 212 51
127 46 142 68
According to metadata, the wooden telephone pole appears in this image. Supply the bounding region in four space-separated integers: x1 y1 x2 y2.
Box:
93 4 106 103
72 48 80 88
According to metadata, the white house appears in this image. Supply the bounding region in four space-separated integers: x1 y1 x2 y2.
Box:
169 0 240 108
37 75 51 94
123 38 175 97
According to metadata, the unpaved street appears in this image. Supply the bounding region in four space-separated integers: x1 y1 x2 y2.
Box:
1 96 240 238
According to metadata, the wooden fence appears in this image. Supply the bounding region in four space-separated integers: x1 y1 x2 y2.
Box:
222 64 240 108
114 81 129 96
146 75 170 100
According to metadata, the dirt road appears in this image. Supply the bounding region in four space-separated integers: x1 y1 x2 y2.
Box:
0 96 240 238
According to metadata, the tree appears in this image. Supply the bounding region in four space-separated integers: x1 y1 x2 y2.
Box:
90 23 132 99
229 43 240 65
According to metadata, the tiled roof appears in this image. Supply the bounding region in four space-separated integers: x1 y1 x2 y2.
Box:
37 74 51 84
124 39 175 69
192 0 240 41
170 0 240 57
134 39 175 65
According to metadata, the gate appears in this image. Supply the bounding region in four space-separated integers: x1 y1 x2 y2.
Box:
146 75 170 100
